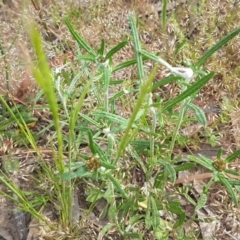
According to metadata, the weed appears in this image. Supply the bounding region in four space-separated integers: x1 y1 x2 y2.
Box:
0 2 240 239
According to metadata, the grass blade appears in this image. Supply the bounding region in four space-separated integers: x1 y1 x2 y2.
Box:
65 18 96 56
129 13 144 82
113 56 149 72
93 111 128 126
187 103 207 126
105 41 128 60
218 173 238 205
195 192 207 211
106 173 127 198
150 197 160 229
77 55 96 62
162 72 214 112
188 155 213 171
174 162 195 172
28 22 64 172
98 39 105 56
226 148 240 163
196 28 240 68
152 75 181 91
161 0 168 32
116 65 158 161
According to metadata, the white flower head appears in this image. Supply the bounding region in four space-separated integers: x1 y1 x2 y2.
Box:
156 56 194 82
171 67 194 82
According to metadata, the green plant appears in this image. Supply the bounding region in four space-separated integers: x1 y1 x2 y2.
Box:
189 148 240 206
0 9 240 239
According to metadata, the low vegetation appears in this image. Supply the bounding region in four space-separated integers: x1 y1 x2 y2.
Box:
0 0 240 239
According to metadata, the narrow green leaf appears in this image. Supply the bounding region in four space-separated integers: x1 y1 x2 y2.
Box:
217 148 223 159
116 65 158 160
228 180 240 186
198 154 215 165
67 162 86 171
0 117 16 130
93 142 108 163
109 90 125 103
165 164 176 184
188 103 207 126
195 192 207 211
28 22 64 172
106 173 127 198
156 160 177 184
152 75 181 91
110 80 124 85
93 111 128 125
140 49 162 62
70 80 91 131
98 39 105 56
107 205 117 220
224 169 240 177
65 18 96 56
124 233 142 238
226 148 240 163
145 201 151 229
129 13 144 81
182 193 196 206
188 155 213 171
105 41 128 60
174 39 186 57
98 223 115 239
161 0 168 32
174 162 196 172
60 167 92 180
167 201 186 228
86 191 104 203
151 197 160 229
162 72 214 112
130 140 151 149
78 113 102 128
87 142 115 169
67 71 82 94
103 66 111 93
112 56 148 72
196 28 240 68
87 130 97 155
113 59 137 72
126 147 147 174
77 54 96 62
154 171 166 189
218 173 238 205
100 161 115 170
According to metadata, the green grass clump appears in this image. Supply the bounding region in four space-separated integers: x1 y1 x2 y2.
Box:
1 8 240 239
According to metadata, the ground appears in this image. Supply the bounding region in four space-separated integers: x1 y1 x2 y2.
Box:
0 0 240 239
